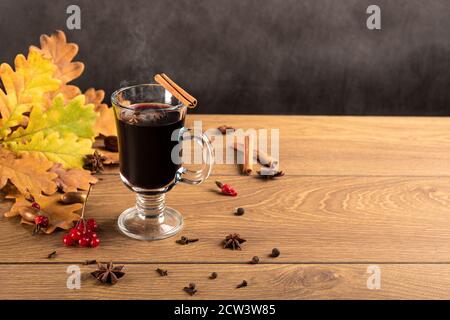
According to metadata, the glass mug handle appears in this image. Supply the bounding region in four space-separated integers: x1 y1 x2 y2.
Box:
174 127 214 185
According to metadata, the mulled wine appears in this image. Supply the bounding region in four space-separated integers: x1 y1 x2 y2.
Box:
115 103 185 189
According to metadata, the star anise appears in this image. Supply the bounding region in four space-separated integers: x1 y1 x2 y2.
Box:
91 262 125 285
223 233 246 250
120 110 140 124
83 150 107 173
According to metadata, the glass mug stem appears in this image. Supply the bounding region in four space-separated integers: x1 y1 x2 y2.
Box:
136 193 166 220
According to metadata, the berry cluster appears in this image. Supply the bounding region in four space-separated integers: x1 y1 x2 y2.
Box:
63 219 100 248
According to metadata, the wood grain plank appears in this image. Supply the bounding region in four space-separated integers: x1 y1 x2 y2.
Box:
184 115 450 176
0 263 448 300
2 174 450 263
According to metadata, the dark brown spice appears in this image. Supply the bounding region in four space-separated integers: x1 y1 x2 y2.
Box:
83 150 107 173
121 110 140 125
217 125 235 135
91 262 125 285
104 136 119 152
47 251 57 259
176 236 199 245
270 248 280 258
223 233 246 250
236 280 248 288
156 268 168 276
235 208 245 216
256 170 285 179
209 272 218 279
183 283 197 296
250 256 259 264
84 259 97 265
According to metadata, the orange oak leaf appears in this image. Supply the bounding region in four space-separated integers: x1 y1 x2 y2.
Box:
0 147 57 195
5 192 82 234
31 30 84 84
84 88 116 137
30 30 84 104
49 163 98 193
59 84 81 101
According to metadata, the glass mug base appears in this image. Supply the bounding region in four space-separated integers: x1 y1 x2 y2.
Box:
118 206 183 240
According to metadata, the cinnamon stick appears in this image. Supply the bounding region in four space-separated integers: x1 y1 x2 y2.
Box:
154 73 197 108
257 149 279 168
242 135 253 175
233 142 278 169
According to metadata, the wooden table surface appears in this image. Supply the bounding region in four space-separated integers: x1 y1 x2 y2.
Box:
2 115 450 299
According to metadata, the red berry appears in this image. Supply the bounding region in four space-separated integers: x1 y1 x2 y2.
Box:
31 202 41 210
90 237 100 248
34 215 49 228
63 234 74 246
216 181 237 196
78 236 91 247
76 222 85 231
221 184 237 196
69 228 81 240
86 218 98 231
89 232 98 239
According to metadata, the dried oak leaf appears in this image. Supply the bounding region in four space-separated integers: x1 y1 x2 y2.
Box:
33 30 84 84
84 88 116 137
5 192 82 233
49 163 97 192
91 262 125 285
0 148 57 195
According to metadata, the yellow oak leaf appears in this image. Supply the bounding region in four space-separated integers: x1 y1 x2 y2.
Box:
6 131 93 169
3 94 97 168
49 163 97 192
84 88 117 137
0 50 61 138
0 147 57 195
7 94 97 141
5 192 82 234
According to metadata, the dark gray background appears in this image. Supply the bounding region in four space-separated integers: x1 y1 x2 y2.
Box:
1 0 449 115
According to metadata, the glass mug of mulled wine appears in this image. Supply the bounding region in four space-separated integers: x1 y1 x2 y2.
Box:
111 84 214 240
